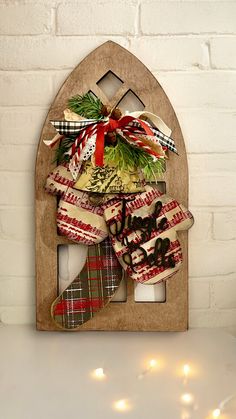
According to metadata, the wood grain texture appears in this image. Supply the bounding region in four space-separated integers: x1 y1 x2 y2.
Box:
35 41 189 331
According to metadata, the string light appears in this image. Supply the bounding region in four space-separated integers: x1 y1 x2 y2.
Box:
138 358 159 379
92 367 106 380
113 399 130 412
183 364 190 377
212 409 221 418
181 393 194 406
148 359 158 369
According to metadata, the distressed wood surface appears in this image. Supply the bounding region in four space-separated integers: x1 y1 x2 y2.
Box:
35 41 189 331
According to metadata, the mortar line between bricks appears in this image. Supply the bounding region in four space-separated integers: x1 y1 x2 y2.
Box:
2 33 236 38
134 0 141 37
190 207 236 212
0 206 33 209
1 106 236 113
2 34 236 40
190 272 236 280
5 67 236 73
4 69 236 75
51 6 57 35
189 207 236 211
190 308 236 313
2 104 236 111
0 205 33 209
187 152 236 155
0 276 34 280
136 32 236 37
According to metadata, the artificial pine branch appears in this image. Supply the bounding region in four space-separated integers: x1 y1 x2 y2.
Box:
104 137 165 180
53 137 75 164
53 134 166 179
68 92 103 119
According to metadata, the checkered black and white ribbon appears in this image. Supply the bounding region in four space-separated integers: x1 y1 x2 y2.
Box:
129 120 177 154
50 119 101 135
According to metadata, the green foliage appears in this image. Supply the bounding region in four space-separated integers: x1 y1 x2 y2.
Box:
104 137 165 180
53 134 165 180
68 92 103 119
53 137 75 164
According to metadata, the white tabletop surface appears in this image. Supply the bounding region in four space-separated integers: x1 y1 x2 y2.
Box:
0 325 235 419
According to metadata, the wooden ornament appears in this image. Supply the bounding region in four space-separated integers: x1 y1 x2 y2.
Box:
51 239 123 330
36 41 189 331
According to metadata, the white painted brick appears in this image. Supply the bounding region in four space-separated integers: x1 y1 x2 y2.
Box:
0 73 53 106
141 1 236 35
211 37 236 69
0 306 35 324
189 280 210 309
189 210 212 242
57 1 137 35
211 279 236 309
189 241 236 277
0 36 129 70
155 72 236 109
189 308 236 328
0 173 33 206
52 69 72 97
0 207 34 241
190 273 236 283
213 210 236 240
129 37 210 71
190 174 236 207
189 154 236 176
179 111 236 153
0 145 36 172
0 3 52 35
0 108 47 146
0 240 34 277
0 278 34 306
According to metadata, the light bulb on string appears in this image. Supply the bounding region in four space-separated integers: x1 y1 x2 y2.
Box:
182 363 191 385
210 393 236 418
92 367 106 380
180 393 194 406
183 364 190 377
138 358 159 379
212 408 221 418
113 399 131 412
149 359 158 369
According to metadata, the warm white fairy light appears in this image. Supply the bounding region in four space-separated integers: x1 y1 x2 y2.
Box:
181 393 194 405
113 399 129 411
92 367 106 380
138 358 159 379
149 359 158 368
183 364 190 377
212 409 221 418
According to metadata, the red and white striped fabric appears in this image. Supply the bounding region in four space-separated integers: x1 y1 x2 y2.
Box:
103 186 194 285
45 164 110 245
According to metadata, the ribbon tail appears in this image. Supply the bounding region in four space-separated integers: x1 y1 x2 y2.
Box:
43 133 64 148
95 125 106 167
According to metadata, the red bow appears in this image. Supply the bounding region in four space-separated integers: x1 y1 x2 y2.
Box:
91 115 154 167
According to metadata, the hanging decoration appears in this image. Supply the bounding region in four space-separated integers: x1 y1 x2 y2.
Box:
43 90 194 329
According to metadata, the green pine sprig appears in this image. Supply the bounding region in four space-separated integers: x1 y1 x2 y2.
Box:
68 92 103 119
53 137 75 164
104 137 165 180
53 134 165 180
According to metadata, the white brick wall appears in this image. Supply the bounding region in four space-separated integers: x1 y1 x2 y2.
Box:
0 0 235 329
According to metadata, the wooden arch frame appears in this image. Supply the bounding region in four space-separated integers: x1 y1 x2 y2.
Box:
35 41 189 331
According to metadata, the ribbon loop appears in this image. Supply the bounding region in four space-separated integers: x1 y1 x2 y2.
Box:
47 113 176 179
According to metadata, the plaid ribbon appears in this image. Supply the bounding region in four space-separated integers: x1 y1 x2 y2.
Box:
50 118 177 153
52 238 123 329
48 115 177 179
50 119 98 135
130 121 177 154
